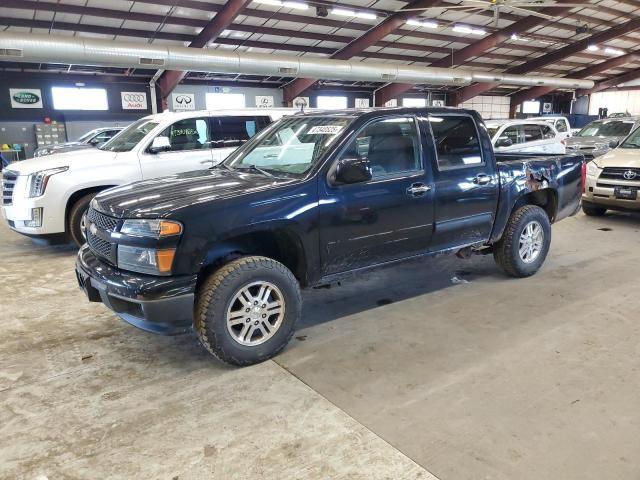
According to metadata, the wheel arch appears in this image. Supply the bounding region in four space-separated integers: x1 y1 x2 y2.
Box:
65 185 117 231
196 227 308 290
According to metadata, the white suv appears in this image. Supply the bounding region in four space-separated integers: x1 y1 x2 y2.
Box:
485 120 566 154
2 108 294 245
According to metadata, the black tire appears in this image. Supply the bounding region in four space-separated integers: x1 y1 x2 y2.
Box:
68 193 96 247
493 205 552 278
581 201 607 217
194 256 301 366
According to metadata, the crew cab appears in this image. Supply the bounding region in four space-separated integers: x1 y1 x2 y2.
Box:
486 119 565 154
75 108 584 366
2 109 294 245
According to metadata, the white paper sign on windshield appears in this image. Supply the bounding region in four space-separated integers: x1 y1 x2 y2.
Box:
307 126 344 135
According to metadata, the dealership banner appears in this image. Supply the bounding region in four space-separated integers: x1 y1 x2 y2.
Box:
172 93 195 111
121 91 148 110
10 88 43 109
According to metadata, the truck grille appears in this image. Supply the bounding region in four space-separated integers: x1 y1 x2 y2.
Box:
2 170 18 206
85 207 119 265
86 208 119 231
599 167 640 181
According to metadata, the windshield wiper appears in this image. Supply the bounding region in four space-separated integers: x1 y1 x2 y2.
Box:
235 164 275 178
210 162 233 171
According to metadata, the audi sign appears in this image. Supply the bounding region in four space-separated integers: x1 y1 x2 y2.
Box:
121 91 148 110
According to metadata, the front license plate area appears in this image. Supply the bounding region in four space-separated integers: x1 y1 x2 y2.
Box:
614 186 637 200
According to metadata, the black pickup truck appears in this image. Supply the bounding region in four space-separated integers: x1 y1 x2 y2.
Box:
76 108 584 365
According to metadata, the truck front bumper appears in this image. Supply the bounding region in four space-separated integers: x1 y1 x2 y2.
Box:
75 244 197 335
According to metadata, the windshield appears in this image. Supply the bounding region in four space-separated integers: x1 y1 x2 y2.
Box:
99 119 159 152
77 129 99 143
224 116 353 176
619 126 640 148
576 120 634 138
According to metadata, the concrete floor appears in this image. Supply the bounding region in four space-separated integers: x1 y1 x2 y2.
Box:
1 211 639 479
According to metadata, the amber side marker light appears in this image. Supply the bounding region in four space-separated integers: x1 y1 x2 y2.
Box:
159 220 182 237
157 248 177 273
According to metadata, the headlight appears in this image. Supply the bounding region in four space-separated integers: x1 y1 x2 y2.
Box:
120 219 182 238
117 246 176 275
586 161 600 177
26 166 68 197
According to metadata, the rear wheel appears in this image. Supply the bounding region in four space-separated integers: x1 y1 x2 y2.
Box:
581 201 607 217
194 256 301 366
493 205 551 278
68 193 96 247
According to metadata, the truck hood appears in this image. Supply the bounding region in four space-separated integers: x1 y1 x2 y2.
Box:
594 148 640 168
92 168 297 218
6 148 118 176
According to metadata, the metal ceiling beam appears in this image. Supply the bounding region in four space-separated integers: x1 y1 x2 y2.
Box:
374 5 572 107
578 68 640 96
156 0 250 102
454 16 640 106
509 52 640 109
282 0 442 103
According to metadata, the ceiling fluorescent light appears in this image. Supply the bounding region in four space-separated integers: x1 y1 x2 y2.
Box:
283 1 308 9
332 8 376 20
453 25 485 35
604 47 624 55
407 19 438 28
587 44 599 51
255 0 308 7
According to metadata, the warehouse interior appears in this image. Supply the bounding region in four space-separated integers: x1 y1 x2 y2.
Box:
2 1 640 479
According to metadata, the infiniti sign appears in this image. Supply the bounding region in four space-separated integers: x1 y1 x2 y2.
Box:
172 93 195 111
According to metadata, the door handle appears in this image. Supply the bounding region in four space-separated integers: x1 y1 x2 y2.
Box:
473 174 492 185
406 183 431 196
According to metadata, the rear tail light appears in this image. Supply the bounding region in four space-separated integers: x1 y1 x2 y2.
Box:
581 161 587 193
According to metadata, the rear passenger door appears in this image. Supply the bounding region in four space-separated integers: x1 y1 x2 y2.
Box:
428 113 499 251
139 117 214 178
211 116 272 164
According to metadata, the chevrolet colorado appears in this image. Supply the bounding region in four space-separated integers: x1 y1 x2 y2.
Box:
76 108 584 365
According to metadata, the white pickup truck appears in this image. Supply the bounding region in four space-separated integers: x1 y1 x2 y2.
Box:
2 109 294 245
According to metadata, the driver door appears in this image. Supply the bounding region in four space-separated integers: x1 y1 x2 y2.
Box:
318 116 435 275
138 117 213 178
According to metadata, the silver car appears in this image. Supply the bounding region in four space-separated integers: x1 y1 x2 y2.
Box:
565 117 640 160
33 126 124 157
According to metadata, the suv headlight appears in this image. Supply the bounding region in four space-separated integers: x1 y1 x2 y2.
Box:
586 161 600 177
120 219 182 238
26 166 68 197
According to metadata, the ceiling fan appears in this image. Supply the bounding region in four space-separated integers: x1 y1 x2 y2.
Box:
399 1 585 26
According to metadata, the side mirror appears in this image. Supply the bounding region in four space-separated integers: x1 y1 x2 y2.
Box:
496 137 513 148
88 138 101 146
149 136 171 154
609 139 620 149
334 157 372 185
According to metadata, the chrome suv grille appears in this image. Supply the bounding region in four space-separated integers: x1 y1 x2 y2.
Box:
2 170 18 206
85 207 119 265
599 167 640 181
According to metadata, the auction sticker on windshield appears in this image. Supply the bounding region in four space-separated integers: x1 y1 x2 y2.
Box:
308 126 344 135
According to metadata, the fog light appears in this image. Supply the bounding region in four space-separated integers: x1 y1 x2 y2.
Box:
23 208 42 228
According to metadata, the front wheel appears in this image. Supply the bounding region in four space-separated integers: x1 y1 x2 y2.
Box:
194 256 301 366
68 193 97 247
493 205 551 278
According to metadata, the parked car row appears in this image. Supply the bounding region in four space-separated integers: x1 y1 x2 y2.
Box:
34 126 125 157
